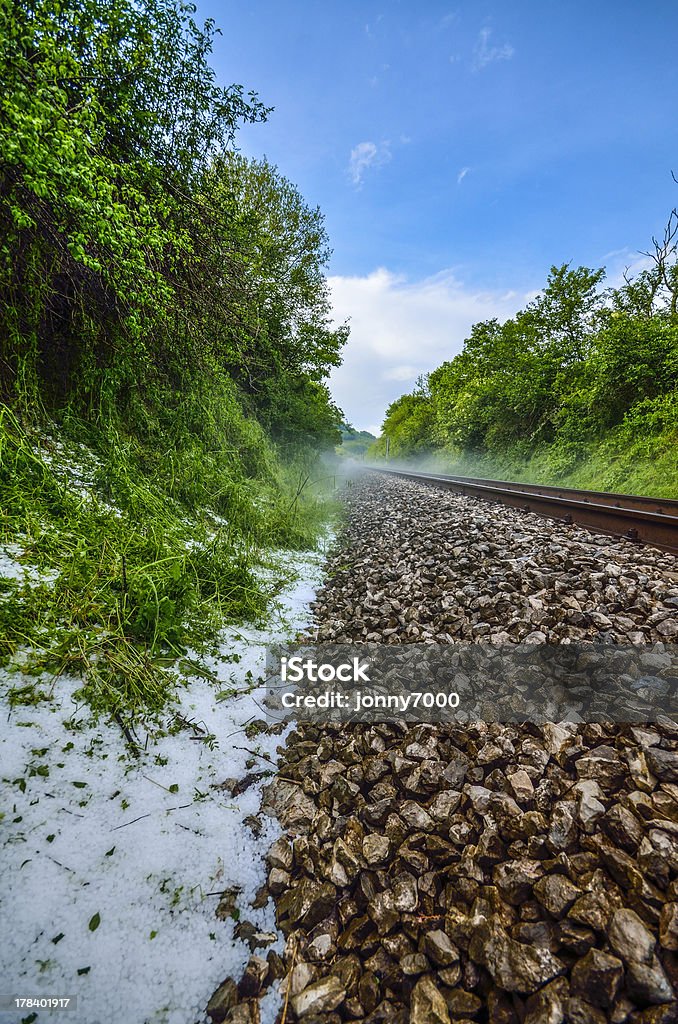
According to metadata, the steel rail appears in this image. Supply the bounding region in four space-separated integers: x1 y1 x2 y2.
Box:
369 467 678 554
373 469 678 516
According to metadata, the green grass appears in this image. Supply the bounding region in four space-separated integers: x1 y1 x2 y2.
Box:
397 418 678 500
536 435 678 497
0 405 336 721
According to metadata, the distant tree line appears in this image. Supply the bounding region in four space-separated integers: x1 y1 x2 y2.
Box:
336 425 376 459
372 229 678 490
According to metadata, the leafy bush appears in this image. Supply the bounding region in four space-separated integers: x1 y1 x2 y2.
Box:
0 0 345 717
373 256 678 496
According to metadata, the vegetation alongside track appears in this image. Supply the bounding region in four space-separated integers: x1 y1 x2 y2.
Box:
0 0 345 718
371 253 678 497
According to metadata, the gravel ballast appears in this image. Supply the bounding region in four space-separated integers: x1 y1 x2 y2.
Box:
209 471 678 1024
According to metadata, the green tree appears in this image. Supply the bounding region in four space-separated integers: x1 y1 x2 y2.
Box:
0 0 268 414
190 153 347 441
379 250 676 482
375 388 436 458
1 0 345 452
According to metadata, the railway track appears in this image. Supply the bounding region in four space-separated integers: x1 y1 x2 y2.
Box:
251 472 678 1024
369 466 678 554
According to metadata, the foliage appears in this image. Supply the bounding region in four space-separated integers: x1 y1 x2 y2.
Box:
0 405 335 719
336 425 376 459
0 0 344 434
195 153 348 447
370 391 436 459
371 245 678 496
0 0 346 717
1 0 264 409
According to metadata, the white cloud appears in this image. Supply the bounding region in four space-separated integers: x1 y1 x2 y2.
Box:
439 12 459 30
365 14 383 36
327 268 531 433
473 27 514 70
457 166 470 184
383 365 421 381
348 140 391 186
601 248 653 287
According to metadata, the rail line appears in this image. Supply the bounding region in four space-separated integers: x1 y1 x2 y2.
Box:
369 467 678 554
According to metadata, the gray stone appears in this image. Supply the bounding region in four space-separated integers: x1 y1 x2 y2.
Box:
524 977 569 1024
362 833 391 865
400 952 429 975
608 908 656 965
410 975 451 1024
569 889 617 933
570 948 623 1008
493 858 543 905
268 867 290 895
443 988 482 1018
647 748 678 783
223 1006 254 1024
468 917 565 993
206 978 238 1023
281 962 318 999
422 929 459 967
575 746 627 790
659 903 678 951
626 955 675 1005
548 800 578 850
266 836 293 871
261 779 316 829
237 955 268 998
367 891 399 935
543 722 579 757
533 873 581 917
508 768 535 803
600 804 644 851
467 785 492 813
390 871 419 912
399 800 434 831
429 790 461 820
572 779 606 829
276 879 336 932
291 976 346 1017
565 996 607 1024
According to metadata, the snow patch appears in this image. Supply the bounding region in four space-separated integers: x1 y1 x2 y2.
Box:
0 545 59 587
0 550 325 1024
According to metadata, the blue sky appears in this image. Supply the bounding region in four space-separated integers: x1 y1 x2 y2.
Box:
196 1 678 433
